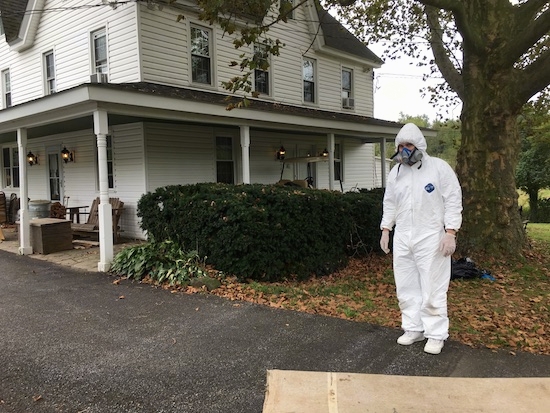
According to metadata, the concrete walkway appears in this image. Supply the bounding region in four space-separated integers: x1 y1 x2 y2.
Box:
0 225 139 272
1 225 549 412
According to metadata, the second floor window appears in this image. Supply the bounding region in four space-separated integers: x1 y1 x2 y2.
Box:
2 147 19 188
254 43 270 95
2 69 11 108
342 68 352 99
281 0 295 20
44 51 56 94
303 58 316 103
191 26 212 85
92 28 108 74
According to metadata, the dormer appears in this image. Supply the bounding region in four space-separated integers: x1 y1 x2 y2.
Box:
0 0 44 52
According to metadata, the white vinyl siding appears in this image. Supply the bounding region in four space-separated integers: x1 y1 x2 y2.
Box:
145 123 217 190
0 0 139 105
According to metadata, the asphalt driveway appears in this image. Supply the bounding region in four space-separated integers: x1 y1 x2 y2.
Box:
1 250 549 413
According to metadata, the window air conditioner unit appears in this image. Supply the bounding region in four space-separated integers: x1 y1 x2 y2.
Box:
342 97 355 109
90 73 109 83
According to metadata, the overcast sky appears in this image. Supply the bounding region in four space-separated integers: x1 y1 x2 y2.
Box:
368 44 462 123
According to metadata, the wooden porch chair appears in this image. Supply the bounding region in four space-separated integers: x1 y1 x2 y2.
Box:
71 197 125 243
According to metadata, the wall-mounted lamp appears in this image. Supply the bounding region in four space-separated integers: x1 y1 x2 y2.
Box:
61 146 74 163
276 146 286 160
27 151 38 166
322 148 329 157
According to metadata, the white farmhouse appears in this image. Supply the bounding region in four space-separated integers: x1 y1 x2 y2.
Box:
0 0 403 270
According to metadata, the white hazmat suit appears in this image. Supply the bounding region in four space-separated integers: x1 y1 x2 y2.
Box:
380 123 462 342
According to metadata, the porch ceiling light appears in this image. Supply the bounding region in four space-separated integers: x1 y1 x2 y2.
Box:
322 148 329 157
61 147 74 163
27 151 38 166
276 146 286 160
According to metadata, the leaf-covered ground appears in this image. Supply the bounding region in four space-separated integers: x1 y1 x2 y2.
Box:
202 240 550 356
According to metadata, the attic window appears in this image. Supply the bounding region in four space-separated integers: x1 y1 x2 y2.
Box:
0 16 4 36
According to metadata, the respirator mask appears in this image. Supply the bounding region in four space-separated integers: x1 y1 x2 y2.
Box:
391 146 423 165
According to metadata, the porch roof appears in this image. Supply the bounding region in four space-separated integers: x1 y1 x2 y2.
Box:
0 82 433 143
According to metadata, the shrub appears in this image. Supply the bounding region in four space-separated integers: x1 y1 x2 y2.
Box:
110 240 208 285
137 183 383 281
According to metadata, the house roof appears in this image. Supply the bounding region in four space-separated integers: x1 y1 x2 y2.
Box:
99 81 402 130
316 4 383 65
0 0 27 43
0 81 416 143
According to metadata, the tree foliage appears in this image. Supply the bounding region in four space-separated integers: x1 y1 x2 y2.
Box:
516 93 550 221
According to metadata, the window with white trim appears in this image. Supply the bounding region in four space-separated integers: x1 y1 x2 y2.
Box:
254 43 270 96
44 50 56 94
303 58 316 103
190 25 212 85
92 28 108 74
342 68 353 99
334 143 342 181
216 136 234 184
281 0 295 20
2 69 11 108
2 147 19 188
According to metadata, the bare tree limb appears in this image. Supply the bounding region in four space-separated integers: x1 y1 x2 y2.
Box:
506 4 550 65
425 5 464 100
516 48 550 106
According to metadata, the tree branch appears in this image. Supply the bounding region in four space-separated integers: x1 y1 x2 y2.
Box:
424 5 464 100
418 0 480 54
505 5 550 65
517 48 550 106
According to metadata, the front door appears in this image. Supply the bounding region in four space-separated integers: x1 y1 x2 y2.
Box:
47 148 63 202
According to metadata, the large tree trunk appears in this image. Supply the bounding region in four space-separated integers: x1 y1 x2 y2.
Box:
528 188 539 222
455 71 526 257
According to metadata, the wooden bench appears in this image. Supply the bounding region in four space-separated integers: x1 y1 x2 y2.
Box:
71 197 124 244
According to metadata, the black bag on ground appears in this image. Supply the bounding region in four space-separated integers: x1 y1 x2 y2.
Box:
451 257 483 280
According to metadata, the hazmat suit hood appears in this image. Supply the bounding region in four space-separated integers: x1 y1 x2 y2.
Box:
395 123 428 153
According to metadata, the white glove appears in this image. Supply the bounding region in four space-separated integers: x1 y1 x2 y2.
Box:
440 233 456 256
380 230 390 254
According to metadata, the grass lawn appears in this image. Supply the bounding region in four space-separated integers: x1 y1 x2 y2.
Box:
527 223 550 243
204 225 550 356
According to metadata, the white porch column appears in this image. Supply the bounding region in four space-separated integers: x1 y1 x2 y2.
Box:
93 110 113 272
380 137 387 188
327 133 335 191
240 125 250 184
17 128 32 255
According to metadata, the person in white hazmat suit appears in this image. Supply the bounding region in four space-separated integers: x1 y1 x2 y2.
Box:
380 123 462 355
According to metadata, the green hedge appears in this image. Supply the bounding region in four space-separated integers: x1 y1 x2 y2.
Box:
138 183 383 281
